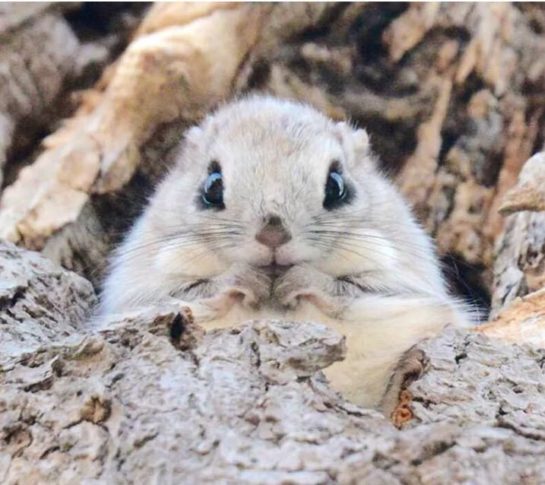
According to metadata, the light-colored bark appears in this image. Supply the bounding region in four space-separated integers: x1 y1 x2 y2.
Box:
390 4 545 273
0 3 140 191
478 288 545 347
0 4 80 187
0 242 96 363
1 244 545 483
491 152 545 315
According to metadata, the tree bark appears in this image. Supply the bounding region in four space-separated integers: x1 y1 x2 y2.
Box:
2 243 545 484
491 152 545 314
0 242 96 362
0 3 80 188
0 3 144 187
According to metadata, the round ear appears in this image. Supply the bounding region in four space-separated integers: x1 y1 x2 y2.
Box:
335 122 374 169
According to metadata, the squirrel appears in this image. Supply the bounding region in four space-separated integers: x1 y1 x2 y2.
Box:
99 95 471 409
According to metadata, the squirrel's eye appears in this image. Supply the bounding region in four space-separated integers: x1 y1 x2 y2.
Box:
323 169 347 210
202 172 224 209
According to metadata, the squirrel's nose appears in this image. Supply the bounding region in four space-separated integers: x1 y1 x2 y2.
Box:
255 215 292 249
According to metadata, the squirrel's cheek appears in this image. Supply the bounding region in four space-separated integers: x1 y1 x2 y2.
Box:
153 246 225 278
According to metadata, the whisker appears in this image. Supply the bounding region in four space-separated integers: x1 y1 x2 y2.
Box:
305 230 437 262
108 229 243 268
306 237 380 266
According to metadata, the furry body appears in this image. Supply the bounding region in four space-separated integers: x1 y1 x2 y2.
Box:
100 96 469 407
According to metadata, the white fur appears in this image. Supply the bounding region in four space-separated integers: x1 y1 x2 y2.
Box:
99 95 472 407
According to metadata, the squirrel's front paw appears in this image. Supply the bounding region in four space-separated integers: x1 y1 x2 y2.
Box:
273 264 340 314
221 263 272 309
273 266 309 309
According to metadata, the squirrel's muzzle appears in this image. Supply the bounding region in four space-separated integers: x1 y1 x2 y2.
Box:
255 214 292 249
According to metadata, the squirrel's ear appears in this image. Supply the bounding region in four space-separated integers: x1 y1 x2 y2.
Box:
335 122 374 169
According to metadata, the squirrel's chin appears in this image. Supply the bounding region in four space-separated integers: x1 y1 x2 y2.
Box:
256 262 293 278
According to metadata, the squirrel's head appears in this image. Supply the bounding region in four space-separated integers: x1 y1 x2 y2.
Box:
143 95 436 285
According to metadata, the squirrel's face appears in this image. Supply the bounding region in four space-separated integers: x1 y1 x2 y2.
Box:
150 97 400 279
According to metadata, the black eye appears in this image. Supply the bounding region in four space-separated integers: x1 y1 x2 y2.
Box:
202 170 224 209
323 167 348 210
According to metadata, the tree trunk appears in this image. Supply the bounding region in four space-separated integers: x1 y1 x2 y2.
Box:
2 242 545 484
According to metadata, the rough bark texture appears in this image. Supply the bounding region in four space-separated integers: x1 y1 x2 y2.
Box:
1 245 545 483
478 288 545 348
491 152 545 315
0 3 79 188
1 2 545 483
0 242 96 362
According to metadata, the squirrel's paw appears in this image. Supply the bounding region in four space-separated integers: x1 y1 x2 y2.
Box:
273 264 342 315
273 265 311 309
221 263 272 309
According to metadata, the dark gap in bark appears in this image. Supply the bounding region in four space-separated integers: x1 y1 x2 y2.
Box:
438 130 460 166
2 122 48 190
349 4 410 95
351 3 408 64
530 109 545 155
459 72 486 104
441 253 491 318
353 116 418 174
169 313 185 342
480 150 504 188
93 170 156 246
441 26 472 43
246 60 272 91
516 3 545 35
289 3 350 44
437 72 490 174
62 3 149 89
63 3 150 42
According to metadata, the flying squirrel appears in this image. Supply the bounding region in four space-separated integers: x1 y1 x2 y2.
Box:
100 96 471 410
